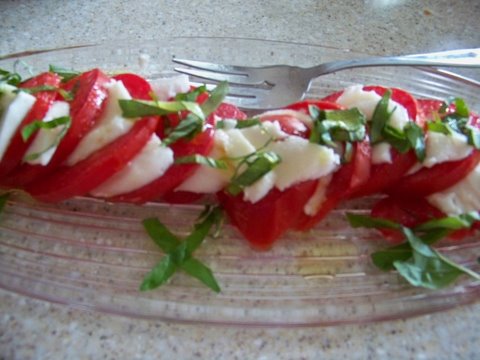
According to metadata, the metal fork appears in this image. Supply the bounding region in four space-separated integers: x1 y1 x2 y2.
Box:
173 48 480 110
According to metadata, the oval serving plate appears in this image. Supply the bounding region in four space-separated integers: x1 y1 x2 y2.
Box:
0 37 479 326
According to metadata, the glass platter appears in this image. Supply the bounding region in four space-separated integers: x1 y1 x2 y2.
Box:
0 37 479 326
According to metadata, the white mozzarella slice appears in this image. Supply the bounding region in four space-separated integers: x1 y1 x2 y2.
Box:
0 86 36 161
24 101 70 165
90 135 173 197
66 80 134 166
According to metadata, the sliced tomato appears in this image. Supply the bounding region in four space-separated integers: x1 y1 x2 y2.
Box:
294 138 371 231
389 102 480 197
370 196 478 243
218 103 352 246
4 69 111 187
371 196 445 242
110 100 246 204
25 73 158 202
218 180 318 250
162 102 248 205
322 86 420 198
0 72 61 180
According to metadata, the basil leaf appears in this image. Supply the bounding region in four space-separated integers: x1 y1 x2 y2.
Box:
139 255 177 291
22 116 71 161
216 118 262 129
200 81 228 117
405 122 426 161
351 211 480 289
0 68 22 86
48 65 80 82
175 85 207 102
393 256 464 290
162 114 204 146
452 97 469 118
227 151 281 196
309 107 366 146
427 121 452 135
185 206 224 253
181 258 221 293
119 99 205 121
370 91 395 144
371 242 412 271
415 212 480 232
466 125 480 149
346 213 401 230
21 116 71 142
140 206 223 293
175 154 228 169
142 218 179 253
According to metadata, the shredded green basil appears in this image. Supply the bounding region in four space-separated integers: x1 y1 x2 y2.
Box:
226 151 281 196
346 212 480 289
140 206 223 292
0 68 22 86
175 154 228 169
21 116 71 161
48 65 80 82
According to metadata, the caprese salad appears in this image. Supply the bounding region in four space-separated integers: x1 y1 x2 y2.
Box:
0 65 479 292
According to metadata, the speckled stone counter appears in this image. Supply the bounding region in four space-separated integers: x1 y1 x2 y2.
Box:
1 1 480 359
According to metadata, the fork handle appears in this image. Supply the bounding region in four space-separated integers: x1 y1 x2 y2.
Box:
310 48 480 75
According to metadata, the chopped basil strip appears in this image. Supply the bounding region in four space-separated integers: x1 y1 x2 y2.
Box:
175 84 207 102
162 114 204 146
140 206 223 293
119 99 205 121
216 118 262 129
368 91 427 160
347 212 480 289
227 151 281 196
309 106 366 148
0 68 22 86
432 97 480 150
14 85 74 101
21 116 71 161
48 65 80 82
175 154 228 169
370 91 395 144
200 81 229 117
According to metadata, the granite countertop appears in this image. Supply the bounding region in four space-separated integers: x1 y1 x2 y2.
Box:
1 1 480 359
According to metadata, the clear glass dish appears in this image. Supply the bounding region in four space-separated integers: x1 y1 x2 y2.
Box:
1 37 479 326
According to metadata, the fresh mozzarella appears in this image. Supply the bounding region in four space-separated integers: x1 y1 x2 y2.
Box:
423 130 473 168
303 174 332 216
149 74 190 101
66 80 134 166
0 85 36 161
24 101 70 165
90 135 173 197
177 116 340 204
371 142 392 164
427 164 480 215
336 85 410 131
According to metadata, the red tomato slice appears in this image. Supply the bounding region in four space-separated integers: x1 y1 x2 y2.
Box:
0 72 61 180
371 196 445 243
218 103 347 247
218 180 318 250
162 102 248 205
389 101 480 197
4 69 111 187
109 99 246 204
294 138 371 231
25 73 158 202
371 196 478 243
322 85 420 198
